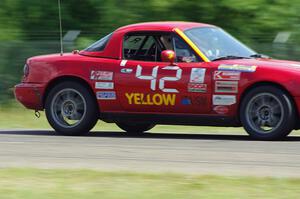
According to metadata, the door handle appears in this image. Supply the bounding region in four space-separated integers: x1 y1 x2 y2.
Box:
121 68 133 74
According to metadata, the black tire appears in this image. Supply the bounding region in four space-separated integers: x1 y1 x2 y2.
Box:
240 85 295 140
116 122 155 134
45 81 98 136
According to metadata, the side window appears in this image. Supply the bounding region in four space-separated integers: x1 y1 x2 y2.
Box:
123 35 145 59
85 33 112 52
122 32 201 63
173 36 200 63
123 35 160 61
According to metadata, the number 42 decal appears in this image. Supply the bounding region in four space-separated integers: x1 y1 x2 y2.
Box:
136 65 182 93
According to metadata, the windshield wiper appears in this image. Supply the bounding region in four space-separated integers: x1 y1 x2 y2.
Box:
250 54 270 58
212 55 251 61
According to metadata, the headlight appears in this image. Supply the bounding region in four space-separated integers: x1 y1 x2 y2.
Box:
23 64 29 77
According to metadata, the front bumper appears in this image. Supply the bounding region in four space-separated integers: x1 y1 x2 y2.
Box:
14 83 45 110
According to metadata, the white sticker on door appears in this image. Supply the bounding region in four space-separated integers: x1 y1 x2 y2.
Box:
190 68 206 83
215 81 238 93
213 95 236 106
90 71 113 80
214 71 241 80
96 91 116 100
95 82 114 89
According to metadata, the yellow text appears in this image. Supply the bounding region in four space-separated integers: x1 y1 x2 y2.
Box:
125 93 176 106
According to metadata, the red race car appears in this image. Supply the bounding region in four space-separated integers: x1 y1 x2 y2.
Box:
15 22 300 140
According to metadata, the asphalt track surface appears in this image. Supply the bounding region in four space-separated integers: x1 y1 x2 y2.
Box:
0 130 300 177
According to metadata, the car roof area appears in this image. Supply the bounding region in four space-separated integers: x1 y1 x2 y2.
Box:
116 21 214 32
80 21 214 59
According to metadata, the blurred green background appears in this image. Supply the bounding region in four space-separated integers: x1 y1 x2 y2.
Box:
1 0 300 103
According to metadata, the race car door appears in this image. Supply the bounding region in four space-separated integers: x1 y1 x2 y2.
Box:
116 32 212 114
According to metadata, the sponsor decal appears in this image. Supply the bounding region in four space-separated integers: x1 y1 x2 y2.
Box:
215 81 238 93
95 82 114 90
188 83 207 93
97 91 116 100
213 95 236 106
125 93 176 106
120 60 128 67
214 71 241 80
213 106 229 115
218 64 257 72
181 97 192 105
121 68 133 74
90 71 113 80
190 68 206 83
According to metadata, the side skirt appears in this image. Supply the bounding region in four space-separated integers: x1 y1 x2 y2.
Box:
100 113 241 127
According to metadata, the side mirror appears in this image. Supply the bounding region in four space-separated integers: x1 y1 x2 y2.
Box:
161 50 176 65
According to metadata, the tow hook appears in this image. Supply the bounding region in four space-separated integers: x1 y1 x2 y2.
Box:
35 110 41 118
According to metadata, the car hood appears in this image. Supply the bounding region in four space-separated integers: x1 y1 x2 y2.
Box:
215 58 300 72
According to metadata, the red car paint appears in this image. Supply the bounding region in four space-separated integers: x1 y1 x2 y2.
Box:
15 22 300 123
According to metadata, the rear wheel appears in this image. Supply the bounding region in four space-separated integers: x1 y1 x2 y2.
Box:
116 122 155 135
240 86 295 140
45 81 98 136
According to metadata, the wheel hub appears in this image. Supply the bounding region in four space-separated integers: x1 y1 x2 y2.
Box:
258 106 271 120
62 101 76 117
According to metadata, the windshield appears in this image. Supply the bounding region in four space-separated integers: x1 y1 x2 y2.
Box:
185 27 256 61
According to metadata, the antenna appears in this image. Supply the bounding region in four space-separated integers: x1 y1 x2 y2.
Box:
58 0 63 56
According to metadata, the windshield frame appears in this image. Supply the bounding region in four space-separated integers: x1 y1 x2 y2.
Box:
184 27 256 62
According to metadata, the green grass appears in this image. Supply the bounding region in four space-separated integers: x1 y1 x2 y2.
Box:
0 168 299 199
1 100 300 136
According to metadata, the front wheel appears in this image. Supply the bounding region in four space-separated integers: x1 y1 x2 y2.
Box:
240 86 296 140
116 122 155 135
45 81 98 136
